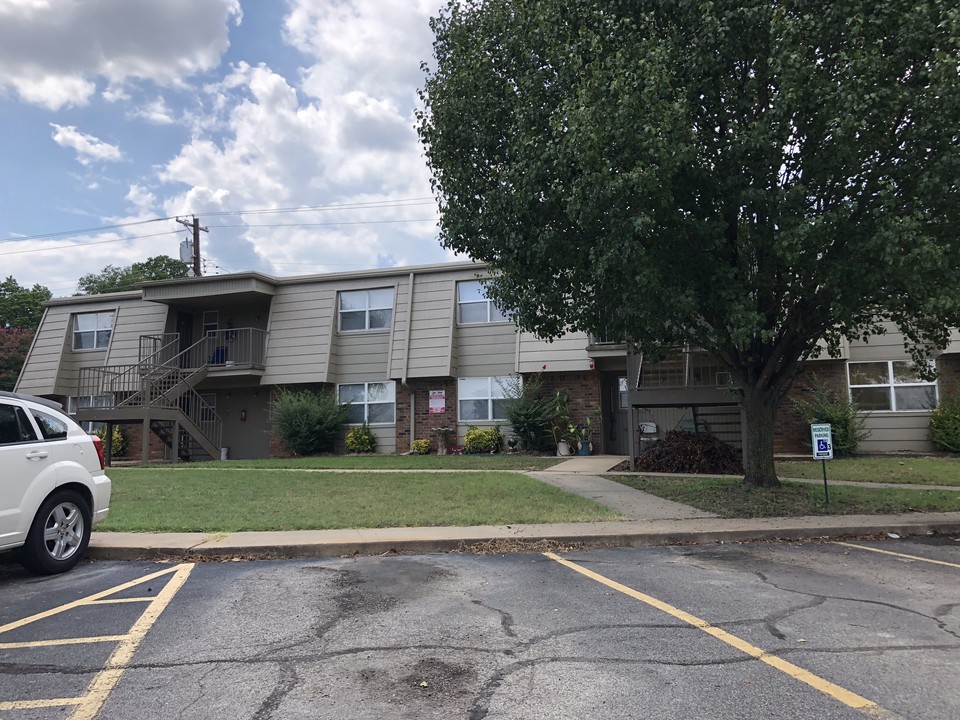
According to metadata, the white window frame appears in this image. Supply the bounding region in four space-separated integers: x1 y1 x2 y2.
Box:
67 395 111 432
458 377 510 422
847 360 939 412
457 280 508 324
337 381 396 425
338 288 394 332
73 310 115 350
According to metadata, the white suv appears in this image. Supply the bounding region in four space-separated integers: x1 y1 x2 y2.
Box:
0 391 111 574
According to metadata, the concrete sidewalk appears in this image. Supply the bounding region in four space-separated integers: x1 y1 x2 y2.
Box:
87 457 960 561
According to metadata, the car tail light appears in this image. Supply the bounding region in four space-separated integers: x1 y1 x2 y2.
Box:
91 435 106 470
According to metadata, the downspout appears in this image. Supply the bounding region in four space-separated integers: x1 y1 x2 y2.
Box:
402 271 415 451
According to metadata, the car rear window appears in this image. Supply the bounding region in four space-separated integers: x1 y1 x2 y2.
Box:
30 409 69 440
0 403 39 444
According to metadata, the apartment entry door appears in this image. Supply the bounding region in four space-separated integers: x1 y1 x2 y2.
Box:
176 312 194 352
600 372 630 455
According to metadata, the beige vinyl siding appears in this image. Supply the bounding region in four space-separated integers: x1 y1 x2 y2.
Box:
47 298 164 396
103 301 168 366
455 324 517 377
858 412 934 453
260 285 336 384
216 387 272 460
332 331 392 382
518 331 593 373
947 327 960 353
397 274 457 379
808 336 849 361
848 322 913 362
14 306 66 395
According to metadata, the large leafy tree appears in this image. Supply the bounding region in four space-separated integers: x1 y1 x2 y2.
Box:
419 0 960 486
0 277 52 390
0 276 51 331
77 255 188 295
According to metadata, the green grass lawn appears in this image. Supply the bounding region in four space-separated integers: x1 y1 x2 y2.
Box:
610 474 960 518
776 456 960 486
100 467 620 532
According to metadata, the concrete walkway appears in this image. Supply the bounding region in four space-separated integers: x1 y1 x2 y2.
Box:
87 457 960 561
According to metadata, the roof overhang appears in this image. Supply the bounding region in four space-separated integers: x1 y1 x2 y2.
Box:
141 273 277 304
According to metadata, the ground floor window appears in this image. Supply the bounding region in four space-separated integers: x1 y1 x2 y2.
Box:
67 395 111 432
338 381 396 424
847 360 938 411
458 377 510 422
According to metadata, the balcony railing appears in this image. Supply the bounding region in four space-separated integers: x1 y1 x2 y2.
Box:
176 328 267 369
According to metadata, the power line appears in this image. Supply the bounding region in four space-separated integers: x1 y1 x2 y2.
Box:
209 217 438 229
0 216 177 244
0 230 181 257
1 198 438 247
203 197 435 218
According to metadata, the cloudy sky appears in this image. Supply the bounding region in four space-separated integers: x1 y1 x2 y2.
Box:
0 0 455 297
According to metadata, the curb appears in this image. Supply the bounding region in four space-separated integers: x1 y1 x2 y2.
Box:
86 519 960 562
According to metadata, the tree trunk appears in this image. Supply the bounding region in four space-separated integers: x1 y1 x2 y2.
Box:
740 386 780 488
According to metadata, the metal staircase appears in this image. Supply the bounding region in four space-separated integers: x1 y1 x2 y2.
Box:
77 333 223 462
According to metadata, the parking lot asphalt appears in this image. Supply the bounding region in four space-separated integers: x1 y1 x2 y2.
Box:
86 457 960 562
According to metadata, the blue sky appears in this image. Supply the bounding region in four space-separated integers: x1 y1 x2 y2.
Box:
0 0 452 297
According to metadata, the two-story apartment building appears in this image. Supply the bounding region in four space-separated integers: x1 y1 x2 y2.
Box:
14 261 960 462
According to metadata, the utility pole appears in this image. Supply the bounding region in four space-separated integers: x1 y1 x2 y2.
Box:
176 216 208 277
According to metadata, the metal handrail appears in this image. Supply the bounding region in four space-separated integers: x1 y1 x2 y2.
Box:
139 333 180 364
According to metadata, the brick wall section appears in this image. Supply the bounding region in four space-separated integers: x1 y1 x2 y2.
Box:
393 371 602 454
395 378 458 453
773 360 847 454
106 422 168 463
938 354 960 398
538 371 603 448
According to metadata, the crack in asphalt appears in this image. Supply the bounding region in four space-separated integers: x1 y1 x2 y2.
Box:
252 661 299 720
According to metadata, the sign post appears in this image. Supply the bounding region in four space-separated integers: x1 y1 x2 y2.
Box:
810 423 833 505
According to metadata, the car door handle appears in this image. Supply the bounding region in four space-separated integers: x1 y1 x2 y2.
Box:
26 450 49 460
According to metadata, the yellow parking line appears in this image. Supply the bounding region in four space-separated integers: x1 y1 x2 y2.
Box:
0 564 188 635
70 563 194 720
0 563 194 718
833 541 960 569
0 635 128 650
0 697 84 710
88 597 154 605
544 552 898 720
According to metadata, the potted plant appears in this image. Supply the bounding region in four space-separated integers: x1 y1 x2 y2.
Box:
548 391 575 456
569 416 594 456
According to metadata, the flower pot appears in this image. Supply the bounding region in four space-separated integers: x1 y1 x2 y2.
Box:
556 440 573 456
577 440 591 456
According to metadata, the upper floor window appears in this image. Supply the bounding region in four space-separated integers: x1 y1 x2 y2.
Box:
457 280 507 324
848 360 938 412
338 381 396 424
458 377 510 421
73 311 115 350
339 289 393 332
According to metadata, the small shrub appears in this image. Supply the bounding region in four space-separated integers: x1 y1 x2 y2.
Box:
635 430 743 475
93 425 127 457
345 422 377 453
790 374 869 455
271 389 348 455
930 393 960 452
464 426 502 454
499 373 552 451
412 438 431 455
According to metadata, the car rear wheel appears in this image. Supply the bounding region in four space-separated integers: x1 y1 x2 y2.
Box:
19 490 92 575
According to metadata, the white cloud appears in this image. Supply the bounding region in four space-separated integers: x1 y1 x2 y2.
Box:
130 97 176 125
0 0 242 110
50 124 123 165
